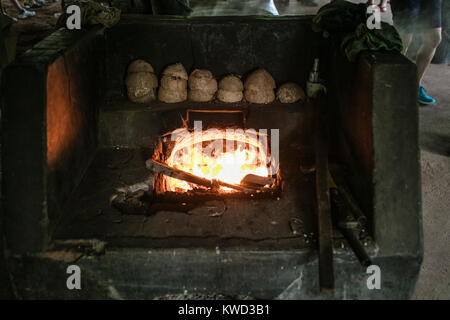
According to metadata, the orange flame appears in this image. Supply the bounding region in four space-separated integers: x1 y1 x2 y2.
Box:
164 129 271 192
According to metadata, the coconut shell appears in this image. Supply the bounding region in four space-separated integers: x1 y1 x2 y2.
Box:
217 89 243 103
127 59 154 74
131 90 156 103
160 75 188 91
244 88 275 104
158 87 187 103
188 69 218 94
276 82 305 103
244 69 276 91
188 89 214 102
126 72 158 103
190 80 217 95
162 63 188 80
219 75 243 92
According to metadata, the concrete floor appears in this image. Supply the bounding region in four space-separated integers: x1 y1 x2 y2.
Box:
413 64 450 300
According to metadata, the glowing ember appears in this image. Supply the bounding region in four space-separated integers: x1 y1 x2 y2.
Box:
164 128 272 192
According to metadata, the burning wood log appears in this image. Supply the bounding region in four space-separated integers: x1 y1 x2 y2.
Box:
146 159 255 192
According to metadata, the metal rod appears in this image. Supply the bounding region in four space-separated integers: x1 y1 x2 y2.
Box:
330 188 372 268
337 187 367 227
314 93 335 295
146 159 251 192
340 228 372 268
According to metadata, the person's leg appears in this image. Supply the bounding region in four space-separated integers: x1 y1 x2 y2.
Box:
367 0 388 12
1 0 17 21
399 32 414 55
9 0 25 11
416 27 442 83
390 0 418 54
415 0 442 104
9 0 36 19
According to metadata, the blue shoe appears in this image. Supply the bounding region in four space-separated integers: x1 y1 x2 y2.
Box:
418 85 435 105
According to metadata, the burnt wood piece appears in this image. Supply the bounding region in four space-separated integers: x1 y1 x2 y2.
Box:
314 93 335 294
110 191 151 215
146 159 252 192
110 177 154 215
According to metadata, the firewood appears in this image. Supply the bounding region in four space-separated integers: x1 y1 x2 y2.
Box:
146 159 253 192
110 176 154 215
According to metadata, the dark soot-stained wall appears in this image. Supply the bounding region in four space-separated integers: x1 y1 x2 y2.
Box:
104 15 321 100
1 27 104 252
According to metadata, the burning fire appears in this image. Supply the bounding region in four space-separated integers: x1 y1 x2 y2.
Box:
164 128 272 192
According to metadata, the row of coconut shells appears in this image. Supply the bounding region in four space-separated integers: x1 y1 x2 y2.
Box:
125 60 305 104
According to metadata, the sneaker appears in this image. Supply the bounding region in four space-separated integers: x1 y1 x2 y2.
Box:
418 85 435 105
17 9 35 19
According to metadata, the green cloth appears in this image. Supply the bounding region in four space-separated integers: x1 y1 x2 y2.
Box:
342 22 403 62
312 0 403 62
312 0 368 36
57 0 121 28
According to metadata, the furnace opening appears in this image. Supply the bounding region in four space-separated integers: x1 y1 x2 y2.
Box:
150 112 282 198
